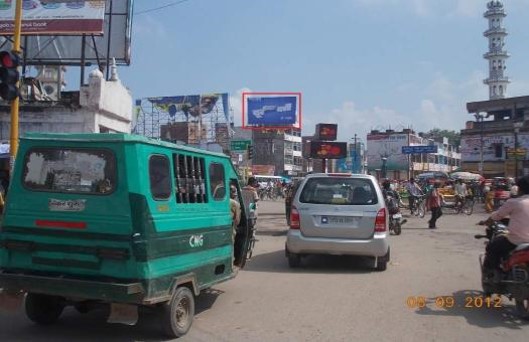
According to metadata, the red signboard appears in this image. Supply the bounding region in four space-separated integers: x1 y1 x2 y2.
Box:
309 141 347 159
315 123 337 141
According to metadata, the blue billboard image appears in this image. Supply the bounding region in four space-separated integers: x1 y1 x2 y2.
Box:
247 96 297 125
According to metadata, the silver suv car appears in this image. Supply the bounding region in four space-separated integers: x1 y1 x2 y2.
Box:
285 173 390 271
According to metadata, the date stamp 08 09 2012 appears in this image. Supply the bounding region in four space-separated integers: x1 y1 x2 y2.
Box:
406 296 503 309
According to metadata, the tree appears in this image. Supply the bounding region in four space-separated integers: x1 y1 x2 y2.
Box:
420 128 461 148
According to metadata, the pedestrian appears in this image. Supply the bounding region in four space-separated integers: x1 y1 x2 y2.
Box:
426 181 443 229
229 185 241 238
485 184 495 213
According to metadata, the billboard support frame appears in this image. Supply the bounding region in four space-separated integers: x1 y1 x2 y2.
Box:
0 0 133 75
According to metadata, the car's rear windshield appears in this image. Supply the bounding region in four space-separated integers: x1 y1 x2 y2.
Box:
299 177 378 205
22 148 117 195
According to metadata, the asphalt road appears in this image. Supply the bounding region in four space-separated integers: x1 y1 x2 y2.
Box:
1 200 529 341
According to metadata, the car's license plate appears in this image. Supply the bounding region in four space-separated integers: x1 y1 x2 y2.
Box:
322 216 355 224
393 213 402 219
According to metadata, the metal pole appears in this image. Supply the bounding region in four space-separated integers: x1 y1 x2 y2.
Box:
479 114 484 175
9 0 23 167
353 133 357 173
515 128 519 179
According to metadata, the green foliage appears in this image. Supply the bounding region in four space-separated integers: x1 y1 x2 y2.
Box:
421 128 461 147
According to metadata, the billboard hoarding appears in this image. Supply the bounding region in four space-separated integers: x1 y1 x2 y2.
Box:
315 123 337 141
247 96 296 125
242 92 302 130
148 94 228 120
0 0 133 66
0 1 106 35
309 141 347 159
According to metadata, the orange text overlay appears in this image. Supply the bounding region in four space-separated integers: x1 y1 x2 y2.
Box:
406 296 503 309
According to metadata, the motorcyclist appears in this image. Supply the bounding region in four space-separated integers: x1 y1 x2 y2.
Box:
480 175 529 282
382 180 399 212
406 177 423 213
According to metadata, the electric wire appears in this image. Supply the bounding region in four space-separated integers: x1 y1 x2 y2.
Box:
135 0 193 15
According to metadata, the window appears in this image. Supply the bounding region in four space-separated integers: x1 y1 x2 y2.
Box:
209 163 226 201
23 148 116 195
299 178 378 205
149 155 171 200
494 143 504 158
173 154 207 203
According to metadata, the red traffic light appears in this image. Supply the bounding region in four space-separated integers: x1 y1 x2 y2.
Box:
0 50 21 101
0 51 20 69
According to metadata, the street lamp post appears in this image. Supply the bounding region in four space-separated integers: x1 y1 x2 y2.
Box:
514 121 524 180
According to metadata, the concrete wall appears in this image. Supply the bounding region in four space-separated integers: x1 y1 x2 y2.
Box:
0 68 132 139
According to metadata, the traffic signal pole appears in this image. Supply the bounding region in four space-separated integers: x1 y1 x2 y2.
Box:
10 0 22 164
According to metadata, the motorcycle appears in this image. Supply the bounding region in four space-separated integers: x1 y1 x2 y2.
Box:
386 193 407 235
475 220 529 319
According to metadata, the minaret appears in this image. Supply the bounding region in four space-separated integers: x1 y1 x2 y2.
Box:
483 0 510 100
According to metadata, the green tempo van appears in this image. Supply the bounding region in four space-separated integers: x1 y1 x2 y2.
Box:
0 133 254 338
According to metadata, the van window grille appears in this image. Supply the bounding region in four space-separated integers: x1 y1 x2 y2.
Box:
173 154 207 204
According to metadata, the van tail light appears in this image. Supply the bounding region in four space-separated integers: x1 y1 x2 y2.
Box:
290 206 300 230
374 208 386 232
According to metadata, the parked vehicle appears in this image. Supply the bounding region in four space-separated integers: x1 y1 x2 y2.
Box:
0 133 254 338
285 173 390 271
476 220 529 319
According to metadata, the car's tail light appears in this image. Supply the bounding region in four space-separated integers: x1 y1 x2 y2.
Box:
374 208 386 232
290 206 300 229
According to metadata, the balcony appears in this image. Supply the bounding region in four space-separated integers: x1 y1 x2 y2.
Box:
483 51 510 59
483 28 507 37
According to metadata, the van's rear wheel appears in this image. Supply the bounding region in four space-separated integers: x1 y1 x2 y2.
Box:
161 287 195 338
25 293 64 325
515 298 529 320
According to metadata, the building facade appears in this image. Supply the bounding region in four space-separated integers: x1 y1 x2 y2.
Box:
462 96 529 178
366 129 460 180
251 128 303 176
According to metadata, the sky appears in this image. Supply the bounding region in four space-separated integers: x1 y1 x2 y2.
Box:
114 0 529 142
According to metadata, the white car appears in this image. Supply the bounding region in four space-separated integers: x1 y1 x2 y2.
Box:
285 173 390 271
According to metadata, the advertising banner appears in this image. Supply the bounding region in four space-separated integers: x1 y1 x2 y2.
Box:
366 133 408 170
0 1 106 35
148 94 229 120
309 141 347 159
315 123 337 141
247 96 297 125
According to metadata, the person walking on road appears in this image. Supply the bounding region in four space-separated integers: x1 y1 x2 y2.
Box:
426 181 443 229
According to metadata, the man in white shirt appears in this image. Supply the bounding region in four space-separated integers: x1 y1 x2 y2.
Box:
481 175 529 279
